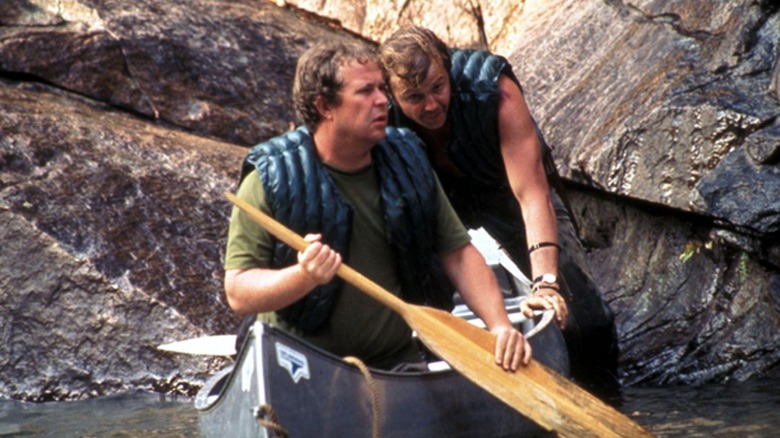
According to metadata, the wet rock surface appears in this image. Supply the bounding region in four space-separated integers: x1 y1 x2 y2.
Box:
0 0 778 400
571 186 780 385
505 0 780 384
0 0 363 400
0 81 241 400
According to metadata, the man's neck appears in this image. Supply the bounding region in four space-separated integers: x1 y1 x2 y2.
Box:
312 129 374 173
416 120 450 151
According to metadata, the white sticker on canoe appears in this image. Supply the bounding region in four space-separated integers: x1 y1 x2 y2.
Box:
241 345 255 392
276 342 310 383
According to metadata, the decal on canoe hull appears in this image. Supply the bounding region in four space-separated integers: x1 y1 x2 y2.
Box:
276 342 310 383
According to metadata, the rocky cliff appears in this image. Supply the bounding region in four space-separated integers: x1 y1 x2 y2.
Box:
0 0 777 400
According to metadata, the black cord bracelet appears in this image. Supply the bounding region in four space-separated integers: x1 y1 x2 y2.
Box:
528 242 561 254
532 284 560 293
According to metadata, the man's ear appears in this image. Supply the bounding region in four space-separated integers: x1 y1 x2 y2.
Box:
314 95 331 120
385 77 404 105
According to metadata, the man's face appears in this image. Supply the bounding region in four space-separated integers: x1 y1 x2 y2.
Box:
389 59 451 131
329 60 389 145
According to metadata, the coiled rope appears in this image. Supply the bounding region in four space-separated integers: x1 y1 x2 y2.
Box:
254 356 380 438
343 355 381 438
254 403 289 438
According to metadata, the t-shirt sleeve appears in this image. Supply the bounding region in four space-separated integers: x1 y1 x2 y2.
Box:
224 170 276 270
432 174 471 253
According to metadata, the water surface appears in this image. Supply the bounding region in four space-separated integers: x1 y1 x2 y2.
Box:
619 375 780 437
0 391 197 437
2 374 779 437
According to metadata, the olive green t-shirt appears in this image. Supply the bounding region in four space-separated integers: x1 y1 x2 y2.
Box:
225 165 469 368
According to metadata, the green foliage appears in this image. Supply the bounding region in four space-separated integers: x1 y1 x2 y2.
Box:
739 252 749 283
679 241 697 263
679 239 714 263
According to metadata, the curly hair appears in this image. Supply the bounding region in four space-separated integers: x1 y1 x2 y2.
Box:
379 26 451 88
293 40 379 130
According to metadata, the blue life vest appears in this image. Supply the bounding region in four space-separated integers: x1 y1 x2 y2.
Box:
447 49 509 186
240 126 441 334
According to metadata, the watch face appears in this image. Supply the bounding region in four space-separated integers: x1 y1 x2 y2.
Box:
542 273 557 284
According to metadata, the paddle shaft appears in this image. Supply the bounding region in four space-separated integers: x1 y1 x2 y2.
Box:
225 191 654 438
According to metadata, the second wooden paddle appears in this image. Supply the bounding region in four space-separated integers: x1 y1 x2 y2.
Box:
226 191 654 438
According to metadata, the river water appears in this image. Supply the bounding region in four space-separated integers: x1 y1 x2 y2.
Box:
1 373 778 437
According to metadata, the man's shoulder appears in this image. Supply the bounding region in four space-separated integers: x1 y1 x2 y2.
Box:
240 126 314 182
380 126 429 157
383 126 422 145
450 48 506 65
450 49 509 89
248 126 312 156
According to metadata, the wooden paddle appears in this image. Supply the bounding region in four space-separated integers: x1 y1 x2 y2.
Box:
226 191 654 438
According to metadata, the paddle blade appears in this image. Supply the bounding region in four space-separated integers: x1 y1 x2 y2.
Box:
411 306 654 438
157 335 237 356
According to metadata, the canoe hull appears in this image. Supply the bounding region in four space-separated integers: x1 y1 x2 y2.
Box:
196 307 568 437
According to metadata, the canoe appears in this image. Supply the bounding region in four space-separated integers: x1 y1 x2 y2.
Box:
195 229 570 437
195 303 569 437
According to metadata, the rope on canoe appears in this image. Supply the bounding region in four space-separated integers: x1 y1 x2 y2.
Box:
344 355 380 438
254 403 289 438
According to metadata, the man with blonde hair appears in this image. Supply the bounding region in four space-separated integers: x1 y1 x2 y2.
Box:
380 26 617 392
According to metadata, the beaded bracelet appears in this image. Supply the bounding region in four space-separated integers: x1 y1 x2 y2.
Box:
528 242 561 254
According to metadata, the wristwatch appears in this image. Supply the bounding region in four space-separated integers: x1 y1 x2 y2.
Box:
533 273 557 284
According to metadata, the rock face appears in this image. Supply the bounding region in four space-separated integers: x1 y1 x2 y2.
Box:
282 0 529 55
511 1 779 227
0 0 363 400
511 0 780 385
0 0 778 400
0 80 244 401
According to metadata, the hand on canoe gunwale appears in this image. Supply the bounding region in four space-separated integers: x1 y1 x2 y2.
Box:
521 293 569 330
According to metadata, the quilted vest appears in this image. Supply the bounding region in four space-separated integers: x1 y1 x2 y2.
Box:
240 126 440 334
447 49 512 186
